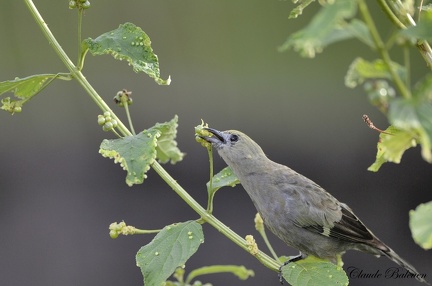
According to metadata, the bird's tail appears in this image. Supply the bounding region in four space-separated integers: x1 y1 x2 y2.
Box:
381 247 429 284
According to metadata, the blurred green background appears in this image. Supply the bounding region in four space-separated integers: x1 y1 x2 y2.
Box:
0 1 431 285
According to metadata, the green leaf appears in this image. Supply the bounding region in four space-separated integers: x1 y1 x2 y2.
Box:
410 201 432 250
281 256 348 286
207 166 240 193
149 115 185 164
412 73 432 101
83 22 170 85
279 0 357 57
367 126 417 172
345 19 374 48
185 265 254 284
345 58 406 88
99 129 160 186
136 221 204 286
0 74 69 113
401 10 432 40
288 0 315 19
389 98 432 162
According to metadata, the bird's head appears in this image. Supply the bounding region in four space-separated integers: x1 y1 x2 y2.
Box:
198 128 266 166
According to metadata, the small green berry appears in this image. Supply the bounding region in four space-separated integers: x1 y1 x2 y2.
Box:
103 121 113 131
103 111 111 117
82 0 91 9
69 0 77 9
13 106 22 113
109 230 119 239
97 115 106 126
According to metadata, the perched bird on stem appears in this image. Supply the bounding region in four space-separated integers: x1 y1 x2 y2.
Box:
199 128 428 284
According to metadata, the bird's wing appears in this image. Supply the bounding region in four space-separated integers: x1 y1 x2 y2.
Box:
323 204 374 243
292 182 374 244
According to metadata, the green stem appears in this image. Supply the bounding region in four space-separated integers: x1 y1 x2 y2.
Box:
152 162 280 272
77 9 83 66
358 0 412 99
259 228 281 262
403 44 411 88
24 0 130 137
206 147 214 213
379 0 432 68
122 98 136 135
377 0 406 29
25 0 280 273
132 228 161 235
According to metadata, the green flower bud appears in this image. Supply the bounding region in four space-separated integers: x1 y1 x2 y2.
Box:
109 230 119 239
82 1 91 9
69 0 77 9
13 106 22 113
111 119 118 128
103 121 113 131
97 115 106 126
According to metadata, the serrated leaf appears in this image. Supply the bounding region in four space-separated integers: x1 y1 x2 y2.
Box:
185 265 254 283
99 129 160 186
345 57 406 88
367 126 417 172
206 166 240 193
401 10 432 40
136 221 204 286
279 0 357 57
83 22 170 85
0 74 68 113
281 256 348 286
149 115 185 164
410 201 432 249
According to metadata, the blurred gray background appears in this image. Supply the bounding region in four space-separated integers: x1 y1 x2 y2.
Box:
1 1 431 285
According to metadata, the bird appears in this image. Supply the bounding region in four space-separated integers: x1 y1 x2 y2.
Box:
199 127 428 284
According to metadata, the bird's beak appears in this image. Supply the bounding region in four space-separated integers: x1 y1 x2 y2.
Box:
200 127 226 144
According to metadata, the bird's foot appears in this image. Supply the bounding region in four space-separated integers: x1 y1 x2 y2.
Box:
278 253 304 284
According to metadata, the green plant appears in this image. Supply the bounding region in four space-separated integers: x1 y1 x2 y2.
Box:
1 1 431 286
280 0 432 258
0 1 276 285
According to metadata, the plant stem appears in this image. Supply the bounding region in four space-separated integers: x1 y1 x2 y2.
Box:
403 44 411 88
206 147 215 213
25 0 280 273
259 228 281 262
377 0 406 29
122 100 136 135
358 0 412 99
77 9 83 66
379 0 432 68
24 0 130 137
151 162 280 272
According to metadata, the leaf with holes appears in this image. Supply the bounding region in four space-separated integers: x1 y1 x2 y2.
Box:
83 22 170 85
207 166 240 193
0 73 70 113
99 129 160 186
150 115 185 164
136 221 204 286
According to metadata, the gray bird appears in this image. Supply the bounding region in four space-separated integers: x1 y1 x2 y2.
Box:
199 128 428 284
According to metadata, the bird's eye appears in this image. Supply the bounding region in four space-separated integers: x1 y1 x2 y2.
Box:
230 134 239 142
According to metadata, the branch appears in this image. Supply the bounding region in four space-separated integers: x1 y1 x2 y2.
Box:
24 0 280 273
